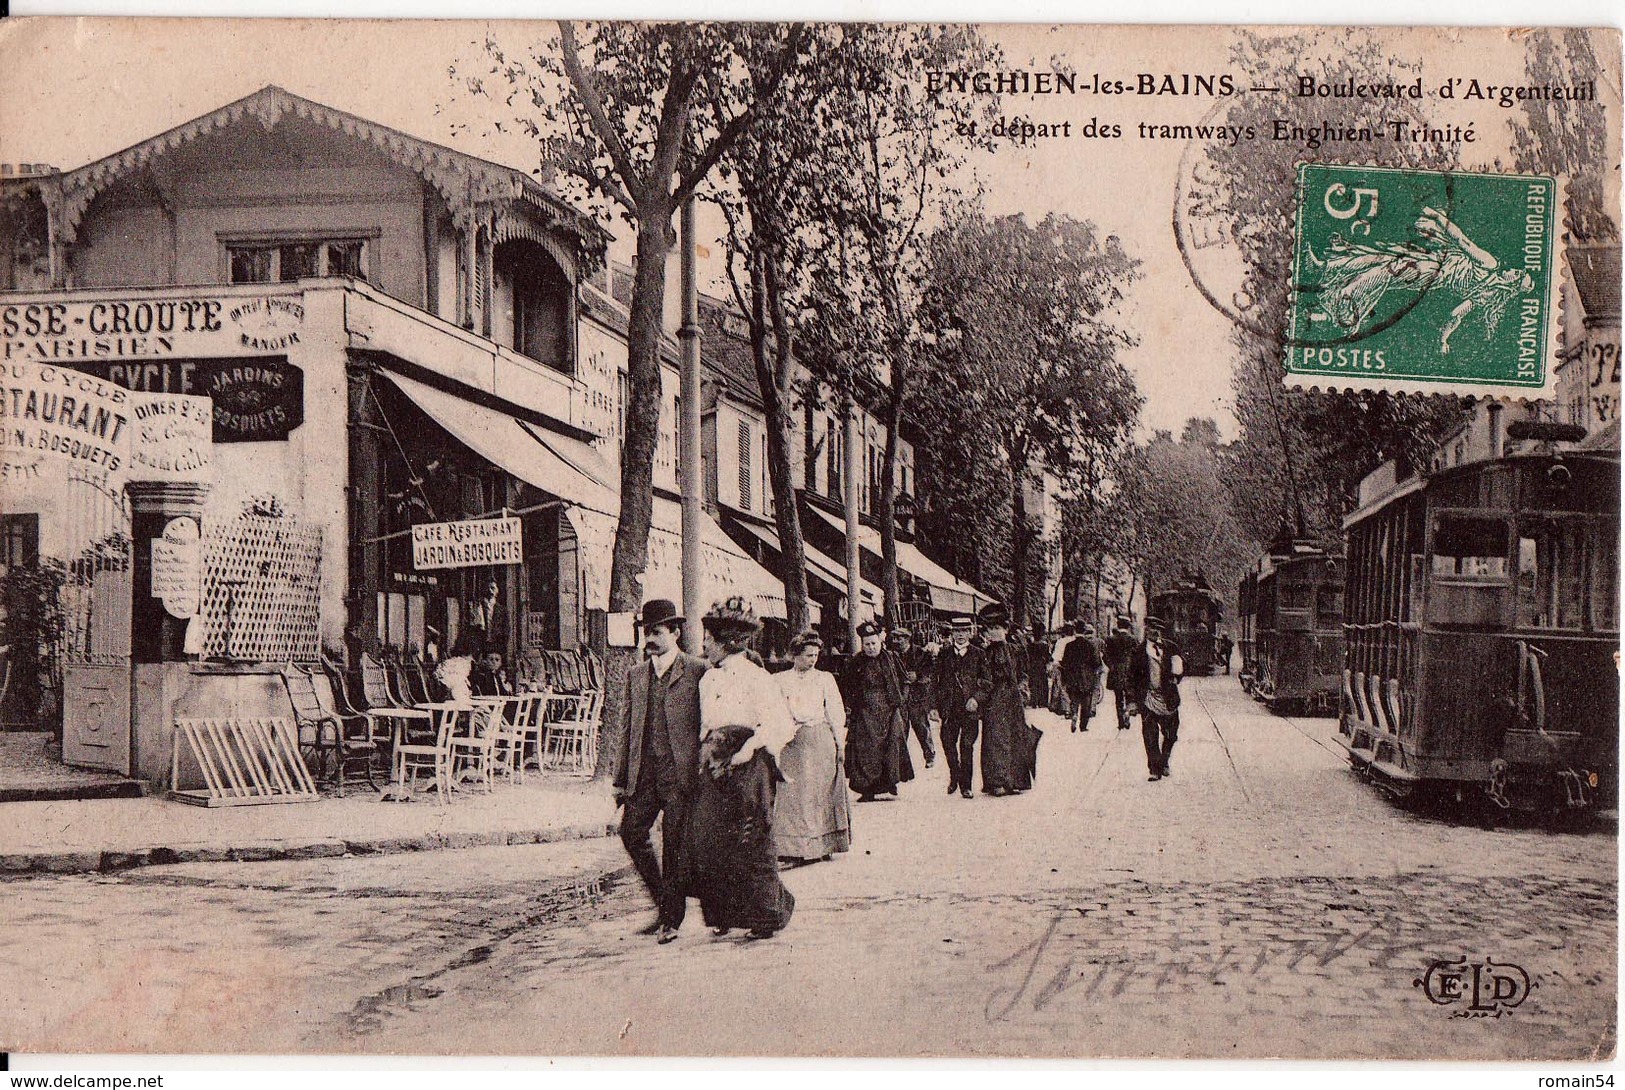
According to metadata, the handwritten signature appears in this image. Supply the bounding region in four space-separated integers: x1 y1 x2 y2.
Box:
984 908 1401 1022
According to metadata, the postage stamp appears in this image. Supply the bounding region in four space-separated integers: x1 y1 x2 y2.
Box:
1287 164 1560 397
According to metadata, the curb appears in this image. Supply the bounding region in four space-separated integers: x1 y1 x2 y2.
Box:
0 819 619 878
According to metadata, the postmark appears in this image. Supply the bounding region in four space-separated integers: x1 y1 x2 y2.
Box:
1287 164 1560 397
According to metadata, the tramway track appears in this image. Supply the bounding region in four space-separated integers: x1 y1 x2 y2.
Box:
1189 683 1253 806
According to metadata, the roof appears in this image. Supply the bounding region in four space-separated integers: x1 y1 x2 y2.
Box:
30 85 608 254
1568 245 1621 324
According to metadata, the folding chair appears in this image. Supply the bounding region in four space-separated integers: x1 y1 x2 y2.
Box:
394 703 459 804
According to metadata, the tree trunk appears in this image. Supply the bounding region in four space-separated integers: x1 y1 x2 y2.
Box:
1010 455 1030 630
747 251 812 637
597 203 673 780
878 378 903 624
609 207 674 614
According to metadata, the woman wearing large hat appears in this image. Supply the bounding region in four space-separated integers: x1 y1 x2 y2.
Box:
972 603 1039 796
682 597 799 939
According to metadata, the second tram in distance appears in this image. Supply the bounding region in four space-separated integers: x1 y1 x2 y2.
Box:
1238 541 1345 714
1150 575 1224 676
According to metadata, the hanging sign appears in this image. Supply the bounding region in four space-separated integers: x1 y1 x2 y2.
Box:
412 516 523 571
151 516 203 619
127 392 213 483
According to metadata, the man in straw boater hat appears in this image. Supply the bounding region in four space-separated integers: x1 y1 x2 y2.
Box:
1128 614 1185 782
971 603 1039 796
929 614 984 799
610 599 707 945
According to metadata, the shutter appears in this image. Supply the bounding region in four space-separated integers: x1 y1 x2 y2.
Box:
737 419 753 510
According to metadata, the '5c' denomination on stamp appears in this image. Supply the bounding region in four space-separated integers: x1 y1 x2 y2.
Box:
1288 164 1559 397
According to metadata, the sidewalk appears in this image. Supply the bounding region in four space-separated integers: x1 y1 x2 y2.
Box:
0 775 619 876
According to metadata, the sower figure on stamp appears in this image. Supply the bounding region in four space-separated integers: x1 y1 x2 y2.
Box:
1102 614 1138 732
930 615 983 799
611 599 707 944
1128 615 1184 782
890 627 936 770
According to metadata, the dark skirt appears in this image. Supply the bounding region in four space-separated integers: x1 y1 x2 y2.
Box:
980 688 1036 792
845 706 911 796
682 750 796 933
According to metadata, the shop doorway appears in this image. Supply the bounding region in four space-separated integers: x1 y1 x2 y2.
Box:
59 471 134 774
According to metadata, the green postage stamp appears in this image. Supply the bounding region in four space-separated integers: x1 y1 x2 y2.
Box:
1288 164 1560 397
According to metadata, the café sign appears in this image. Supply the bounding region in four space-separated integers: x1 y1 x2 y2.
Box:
2 293 305 362
412 517 524 571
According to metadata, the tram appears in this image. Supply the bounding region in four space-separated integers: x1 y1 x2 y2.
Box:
1150 575 1224 676
1339 448 1619 813
1237 542 1345 713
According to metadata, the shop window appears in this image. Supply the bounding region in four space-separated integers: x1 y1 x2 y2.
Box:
227 238 368 284
1 513 39 571
1517 518 1587 631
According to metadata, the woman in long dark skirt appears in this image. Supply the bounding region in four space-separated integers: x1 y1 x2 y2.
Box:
682 597 799 940
838 620 913 801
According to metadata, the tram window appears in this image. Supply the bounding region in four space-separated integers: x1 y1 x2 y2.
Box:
1593 527 1619 632
1316 587 1344 626
1430 516 1508 580
1516 519 1585 630
1280 582 1311 611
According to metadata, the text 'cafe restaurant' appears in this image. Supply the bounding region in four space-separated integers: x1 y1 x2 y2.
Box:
0 86 791 784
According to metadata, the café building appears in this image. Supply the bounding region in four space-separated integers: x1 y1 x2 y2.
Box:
0 85 788 785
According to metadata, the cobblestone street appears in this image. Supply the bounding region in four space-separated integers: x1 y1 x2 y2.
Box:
1 676 1614 1060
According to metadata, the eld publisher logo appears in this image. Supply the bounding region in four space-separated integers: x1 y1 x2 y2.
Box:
1415 957 1536 1017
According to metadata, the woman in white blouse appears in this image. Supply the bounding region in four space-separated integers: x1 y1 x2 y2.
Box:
682 597 798 940
773 631 853 864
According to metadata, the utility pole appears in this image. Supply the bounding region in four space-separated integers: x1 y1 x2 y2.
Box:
679 198 704 655
842 395 862 650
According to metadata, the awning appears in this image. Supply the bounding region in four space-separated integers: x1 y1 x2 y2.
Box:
730 517 879 617
808 505 990 615
569 499 793 621
379 369 793 621
378 370 619 516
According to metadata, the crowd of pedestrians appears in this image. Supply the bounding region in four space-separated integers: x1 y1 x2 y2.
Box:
608 598 1185 944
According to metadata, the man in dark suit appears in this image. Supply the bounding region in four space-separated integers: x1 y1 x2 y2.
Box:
1127 615 1184 782
1059 622 1105 733
930 615 984 799
611 599 707 944
890 628 936 770
1102 615 1139 732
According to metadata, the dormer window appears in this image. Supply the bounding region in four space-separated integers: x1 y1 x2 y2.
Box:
226 237 368 284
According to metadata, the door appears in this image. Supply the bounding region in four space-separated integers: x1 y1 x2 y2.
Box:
61 472 133 774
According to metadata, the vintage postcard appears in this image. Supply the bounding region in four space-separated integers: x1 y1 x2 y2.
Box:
0 16 1618 1067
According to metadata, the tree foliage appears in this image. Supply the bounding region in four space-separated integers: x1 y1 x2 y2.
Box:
1204 30 1471 540
1509 28 1620 245
918 209 1142 627
461 22 808 617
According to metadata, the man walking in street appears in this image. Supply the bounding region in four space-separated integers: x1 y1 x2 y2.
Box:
1059 622 1105 733
1128 615 1184 782
890 628 936 770
1103 615 1138 732
611 599 707 944
930 616 983 799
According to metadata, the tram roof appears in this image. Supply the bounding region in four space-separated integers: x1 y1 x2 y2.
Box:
1343 449 1620 530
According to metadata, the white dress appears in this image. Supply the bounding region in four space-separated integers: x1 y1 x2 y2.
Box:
773 667 853 858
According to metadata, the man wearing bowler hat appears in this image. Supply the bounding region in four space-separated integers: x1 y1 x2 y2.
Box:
1128 615 1184 782
611 599 708 943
